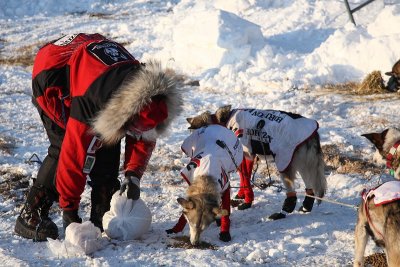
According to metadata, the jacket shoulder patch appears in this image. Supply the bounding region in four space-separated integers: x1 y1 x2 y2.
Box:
87 41 135 66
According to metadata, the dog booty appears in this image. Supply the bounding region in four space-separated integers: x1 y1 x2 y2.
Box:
103 192 152 240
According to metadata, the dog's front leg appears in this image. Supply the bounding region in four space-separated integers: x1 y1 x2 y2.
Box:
354 207 368 267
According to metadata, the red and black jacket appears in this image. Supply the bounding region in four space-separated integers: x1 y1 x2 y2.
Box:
32 33 182 210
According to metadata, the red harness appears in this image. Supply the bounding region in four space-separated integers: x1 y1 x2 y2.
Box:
362 188 384 240
386 141 400 172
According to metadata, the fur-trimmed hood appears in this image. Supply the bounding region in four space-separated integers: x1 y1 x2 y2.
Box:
92 60 183 144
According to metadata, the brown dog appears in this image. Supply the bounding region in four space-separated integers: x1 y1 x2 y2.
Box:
385 59 400 92
354 181 400 267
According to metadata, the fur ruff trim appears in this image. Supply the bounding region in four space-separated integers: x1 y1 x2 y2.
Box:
92 60 183 144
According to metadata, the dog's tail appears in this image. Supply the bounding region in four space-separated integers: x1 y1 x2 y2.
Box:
308 133 327 204
384 201 400 266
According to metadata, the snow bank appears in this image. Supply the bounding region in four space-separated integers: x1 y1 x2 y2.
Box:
171 4 264 73
302 5 400 85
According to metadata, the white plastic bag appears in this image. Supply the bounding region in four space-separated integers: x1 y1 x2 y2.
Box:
103 192 152 240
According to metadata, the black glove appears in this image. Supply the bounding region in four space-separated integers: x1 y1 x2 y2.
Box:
119 176 140 200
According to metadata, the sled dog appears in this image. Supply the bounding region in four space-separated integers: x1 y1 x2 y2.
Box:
362 128 400 179
186 105 327 220
168 124 243 245
354 181 400 267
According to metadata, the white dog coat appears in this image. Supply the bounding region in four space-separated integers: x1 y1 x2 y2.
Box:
180 125 243 193
363 180 400 205
226 109 318 172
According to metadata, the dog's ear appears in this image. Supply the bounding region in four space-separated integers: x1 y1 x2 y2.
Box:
186 117 197 130
361 129 388 151
186 117 194 124
215 105 232 124
177 197 195 209
212 207 229 217
186 111 212 129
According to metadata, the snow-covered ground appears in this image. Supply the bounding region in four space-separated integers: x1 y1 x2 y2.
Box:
1 0 400 266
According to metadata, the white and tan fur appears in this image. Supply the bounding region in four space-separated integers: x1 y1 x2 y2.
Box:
362 128 400 179
187 106 326 217
354 128 400 266
354 195 400 267
177 175 228 245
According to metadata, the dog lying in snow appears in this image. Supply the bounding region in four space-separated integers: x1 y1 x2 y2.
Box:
167 124 243 245
186 105 327 220
353 181 400 267
385 59 400 92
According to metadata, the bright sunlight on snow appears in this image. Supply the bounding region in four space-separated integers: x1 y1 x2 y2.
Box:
1 0 400 266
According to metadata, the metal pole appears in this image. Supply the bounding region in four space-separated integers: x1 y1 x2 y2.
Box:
344 0 356 25
352 0 375 13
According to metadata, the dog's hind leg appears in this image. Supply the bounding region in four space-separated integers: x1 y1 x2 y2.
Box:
354 204 368 267
296 134 327 212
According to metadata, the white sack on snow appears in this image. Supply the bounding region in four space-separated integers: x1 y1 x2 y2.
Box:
103 192 152 240
47 221 105 257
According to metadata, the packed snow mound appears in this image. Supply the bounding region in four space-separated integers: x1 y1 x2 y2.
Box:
172 6 264 73
47 221 105 257
303 6 400 85
103 193 152 241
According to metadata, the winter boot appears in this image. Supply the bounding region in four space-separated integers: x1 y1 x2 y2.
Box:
62 210 82 230
14 185 58 241
90 182 119 231
298 189 315 212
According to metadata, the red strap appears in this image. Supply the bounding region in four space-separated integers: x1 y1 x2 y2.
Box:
364 196 384 240
386 141 400 169
171 214 187 233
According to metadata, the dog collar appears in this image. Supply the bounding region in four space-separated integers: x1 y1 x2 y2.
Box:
386 141 400 174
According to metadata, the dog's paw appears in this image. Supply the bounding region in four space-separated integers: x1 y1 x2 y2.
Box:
230 199 244 207
298 206 311 213
166 228 177 235
268 212 286 220
219 231 231 242
237 202 252 210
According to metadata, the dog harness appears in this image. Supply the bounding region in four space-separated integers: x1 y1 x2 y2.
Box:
362 181 400 239
386 141 400 176
171 125 243 234
180 125 243 193
226 109 318 172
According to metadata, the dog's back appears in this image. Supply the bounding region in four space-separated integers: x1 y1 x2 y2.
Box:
355 197 400 267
